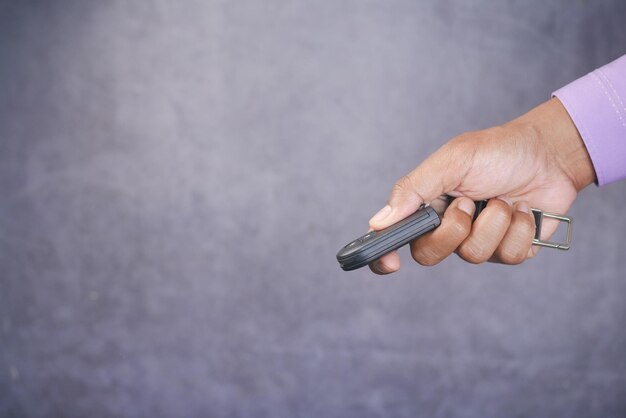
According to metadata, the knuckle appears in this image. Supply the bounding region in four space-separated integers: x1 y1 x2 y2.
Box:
392 175 414 194
494 215 536 265
449 131 477 146
521 216 536 236
498 246 527 265
411 246 440 266
458 243 488 264
449 217 471 241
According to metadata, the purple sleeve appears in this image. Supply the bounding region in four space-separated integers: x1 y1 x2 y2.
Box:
553 54 626 186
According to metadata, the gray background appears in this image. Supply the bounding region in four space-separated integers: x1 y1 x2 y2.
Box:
1 1 626 417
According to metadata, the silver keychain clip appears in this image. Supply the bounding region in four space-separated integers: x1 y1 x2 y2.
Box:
531 209 573 250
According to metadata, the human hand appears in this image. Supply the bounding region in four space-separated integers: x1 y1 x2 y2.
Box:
368 98 595 274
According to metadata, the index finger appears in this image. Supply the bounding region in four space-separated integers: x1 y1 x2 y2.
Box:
409 197 476 266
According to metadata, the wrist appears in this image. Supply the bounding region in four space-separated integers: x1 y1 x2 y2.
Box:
509 98 596 191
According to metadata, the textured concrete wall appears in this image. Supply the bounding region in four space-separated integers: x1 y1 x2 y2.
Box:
1 1 626 417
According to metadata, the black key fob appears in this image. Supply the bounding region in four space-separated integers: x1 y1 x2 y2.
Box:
337 199 573 271
336 206 441 271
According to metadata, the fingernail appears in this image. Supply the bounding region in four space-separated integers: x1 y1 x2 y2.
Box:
516 201 529 213
457 199 475 216
370 205 392 224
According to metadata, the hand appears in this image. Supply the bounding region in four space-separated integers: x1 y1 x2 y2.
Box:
368 98 595 274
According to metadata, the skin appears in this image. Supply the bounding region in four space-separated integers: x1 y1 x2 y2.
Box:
368 98 596 274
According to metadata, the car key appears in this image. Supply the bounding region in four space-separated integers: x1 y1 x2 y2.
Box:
336 205 441 271
336 200 573 271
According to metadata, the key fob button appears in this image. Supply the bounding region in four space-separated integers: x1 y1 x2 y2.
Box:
362 231 376 240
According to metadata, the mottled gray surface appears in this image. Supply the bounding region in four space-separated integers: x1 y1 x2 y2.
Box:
1 1 626 417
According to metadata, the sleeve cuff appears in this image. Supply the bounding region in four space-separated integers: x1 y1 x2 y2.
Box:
552 54 626 186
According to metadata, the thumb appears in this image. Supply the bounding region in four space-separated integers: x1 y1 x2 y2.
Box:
369 146 466 230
